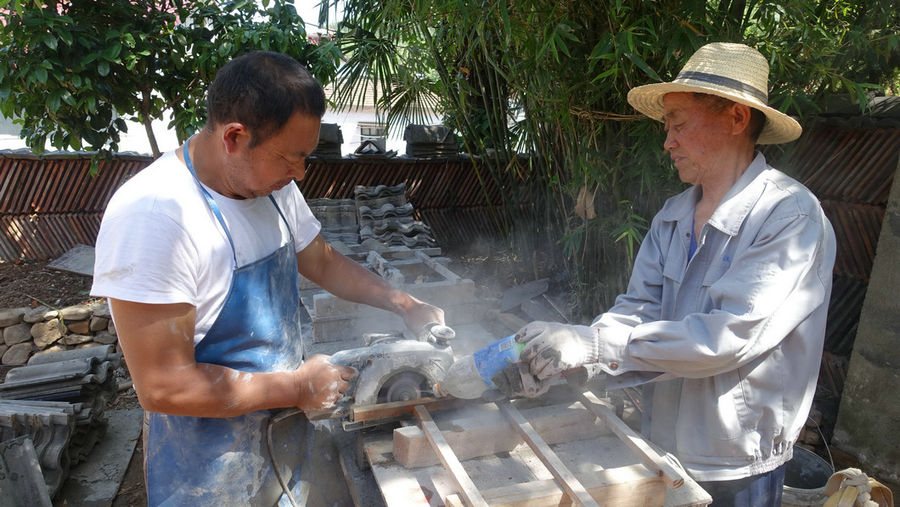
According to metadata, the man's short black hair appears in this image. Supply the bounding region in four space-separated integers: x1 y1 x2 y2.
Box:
206 51 326 147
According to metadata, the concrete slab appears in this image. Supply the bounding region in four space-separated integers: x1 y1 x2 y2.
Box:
56 409 143 507
47 244 95 277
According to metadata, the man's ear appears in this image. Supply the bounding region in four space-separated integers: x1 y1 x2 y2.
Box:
729 103 753 136
221 122 250 154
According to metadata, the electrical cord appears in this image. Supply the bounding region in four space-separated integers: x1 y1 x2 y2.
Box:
265 408 303 507
806 413 836 473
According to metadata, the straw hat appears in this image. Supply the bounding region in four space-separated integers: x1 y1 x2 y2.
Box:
627 42 801 144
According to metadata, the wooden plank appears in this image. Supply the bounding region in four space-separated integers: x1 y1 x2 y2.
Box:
362 437 432 506
500 279 549 312
476 463 664 507
342 396 473 425
485 309 528 334
496 400 600 507
579 391 685 489
520 299 561 323
366 428 703 507
394 402 605 468
414 405 488 507
415 249 461 281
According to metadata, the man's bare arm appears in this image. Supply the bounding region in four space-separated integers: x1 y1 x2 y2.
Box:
109 298 352 417
296 235 444 332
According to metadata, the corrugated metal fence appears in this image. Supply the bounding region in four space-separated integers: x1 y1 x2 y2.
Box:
778 119 900 356
0 151 150 261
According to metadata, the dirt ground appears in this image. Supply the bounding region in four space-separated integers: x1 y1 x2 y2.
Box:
0 260 96 309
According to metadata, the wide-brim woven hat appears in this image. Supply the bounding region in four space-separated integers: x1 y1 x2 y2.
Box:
627 42 801 144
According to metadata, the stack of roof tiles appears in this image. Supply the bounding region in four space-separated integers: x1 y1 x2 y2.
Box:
307 198 359 245
310 123 344 159
0 344 120 500
354 182 436 249
403 124 459 158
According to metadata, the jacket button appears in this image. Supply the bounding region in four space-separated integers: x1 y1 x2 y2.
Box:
609 362 619 370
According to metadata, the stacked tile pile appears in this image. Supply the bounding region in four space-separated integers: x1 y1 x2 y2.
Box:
0 344 121 500
355 182 436 249
403 124 459 158
307 198 360 245
310 123 344 159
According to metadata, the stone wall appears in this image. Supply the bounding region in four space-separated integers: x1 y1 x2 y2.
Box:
0 302 117 366
833 157 900 486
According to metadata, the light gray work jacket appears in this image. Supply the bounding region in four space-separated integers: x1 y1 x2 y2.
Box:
592 153 836 481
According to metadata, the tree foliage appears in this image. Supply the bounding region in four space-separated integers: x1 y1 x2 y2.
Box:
0 0 339 169
322 0 900 318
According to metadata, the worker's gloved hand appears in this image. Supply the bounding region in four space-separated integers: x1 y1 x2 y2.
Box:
292 354 358 412
490 362 550 398
515 321 599 380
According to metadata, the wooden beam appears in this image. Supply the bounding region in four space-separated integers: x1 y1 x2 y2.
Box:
414 405 488 507
394 402 605 468
415 250 461 281
496 400 600 507
474 463 663 507
485 309 528 334
578 391 685 489
346 396 474 426
362 437 432 506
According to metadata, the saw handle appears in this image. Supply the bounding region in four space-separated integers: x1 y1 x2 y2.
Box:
421 322 456 344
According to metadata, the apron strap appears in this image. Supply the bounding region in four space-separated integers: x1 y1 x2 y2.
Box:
182 136 296 264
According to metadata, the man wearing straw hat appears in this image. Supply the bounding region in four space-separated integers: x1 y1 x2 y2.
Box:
497 42 837 505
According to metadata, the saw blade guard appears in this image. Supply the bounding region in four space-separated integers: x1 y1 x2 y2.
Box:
328 335 454 407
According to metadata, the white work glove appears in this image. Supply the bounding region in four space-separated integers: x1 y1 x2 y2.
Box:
491 321 599 398
517 321 600 379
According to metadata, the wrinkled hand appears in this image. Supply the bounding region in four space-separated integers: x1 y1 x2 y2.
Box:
401 298 445 336
292 354 357 412
516 321 598 380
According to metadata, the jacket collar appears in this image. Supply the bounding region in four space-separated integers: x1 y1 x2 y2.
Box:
660 152 770 237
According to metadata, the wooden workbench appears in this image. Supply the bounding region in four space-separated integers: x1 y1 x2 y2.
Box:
361 391 711 507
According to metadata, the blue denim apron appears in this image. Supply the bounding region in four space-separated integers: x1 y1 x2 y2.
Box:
145 138 306 506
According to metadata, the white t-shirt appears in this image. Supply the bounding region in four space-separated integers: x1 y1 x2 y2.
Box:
91 150 321 345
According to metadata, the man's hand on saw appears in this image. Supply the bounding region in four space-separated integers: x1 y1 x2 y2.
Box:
401 298 446 336
292 355 357 411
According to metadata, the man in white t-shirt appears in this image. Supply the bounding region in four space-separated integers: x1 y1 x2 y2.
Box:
91 51 445 506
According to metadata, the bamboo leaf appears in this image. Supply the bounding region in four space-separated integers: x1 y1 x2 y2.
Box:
624 51 661 81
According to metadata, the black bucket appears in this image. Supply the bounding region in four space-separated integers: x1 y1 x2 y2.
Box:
783 446 834 506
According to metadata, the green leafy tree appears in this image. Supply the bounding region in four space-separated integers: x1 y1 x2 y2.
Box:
0 0 340 168
321 0 899 317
